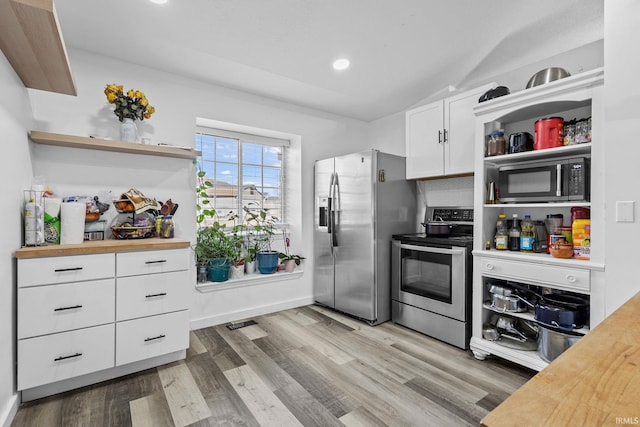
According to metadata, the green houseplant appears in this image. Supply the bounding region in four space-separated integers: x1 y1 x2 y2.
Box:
278 231 305 272
243 206 280 274
195 224 236 282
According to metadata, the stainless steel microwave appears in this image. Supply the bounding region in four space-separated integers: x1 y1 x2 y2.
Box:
497 157 590 203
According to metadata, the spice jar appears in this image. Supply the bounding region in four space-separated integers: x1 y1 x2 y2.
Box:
487 131 506 156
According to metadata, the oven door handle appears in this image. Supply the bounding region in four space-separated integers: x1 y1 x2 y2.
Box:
398 243 465 256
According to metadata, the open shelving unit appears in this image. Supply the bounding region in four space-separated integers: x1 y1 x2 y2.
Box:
470 68 605 371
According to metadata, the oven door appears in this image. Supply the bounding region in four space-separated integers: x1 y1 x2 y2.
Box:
392 240 466 321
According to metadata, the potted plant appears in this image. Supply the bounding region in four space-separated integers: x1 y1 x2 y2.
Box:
195 224 236 282
241 231 261 274
278 232 305 272
243 206 280 274
228 223 246 279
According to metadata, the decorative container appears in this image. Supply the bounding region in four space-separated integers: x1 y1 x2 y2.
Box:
208 258 230 282
257 251 278 274
120 118 137 143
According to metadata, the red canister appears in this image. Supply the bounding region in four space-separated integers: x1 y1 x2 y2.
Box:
534 117 564 150
571 206 590 223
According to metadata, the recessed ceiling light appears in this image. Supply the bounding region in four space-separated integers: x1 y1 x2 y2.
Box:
149 0 168 4
333 58 350 71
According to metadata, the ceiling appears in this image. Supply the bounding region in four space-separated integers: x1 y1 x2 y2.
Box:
54 0 604 122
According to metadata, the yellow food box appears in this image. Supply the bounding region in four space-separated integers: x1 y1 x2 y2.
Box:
572 219 591 260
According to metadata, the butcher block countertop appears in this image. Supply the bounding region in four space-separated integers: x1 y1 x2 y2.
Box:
15 238 191 258
481 291 640 427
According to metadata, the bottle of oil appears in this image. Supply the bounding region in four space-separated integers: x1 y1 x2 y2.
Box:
520 214 535 252
508 214 520 251
494 213 508 250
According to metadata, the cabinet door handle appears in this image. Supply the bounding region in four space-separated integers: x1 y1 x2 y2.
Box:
54 352 82 362
485 263 494 271
144 334 166 342
145 292 167 298
438 130 443 144
145 260 167 265
443 129 448 143
54 267 83 272
54 304 83 312
566 274 577 283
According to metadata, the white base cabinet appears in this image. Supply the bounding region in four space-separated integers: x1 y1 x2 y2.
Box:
16 241 191 397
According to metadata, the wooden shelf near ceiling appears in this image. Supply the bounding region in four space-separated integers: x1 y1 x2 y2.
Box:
0 0 76 95
30 131 202 160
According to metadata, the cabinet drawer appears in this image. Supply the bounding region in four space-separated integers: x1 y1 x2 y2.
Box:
480 258 590 292
116 249 189 277
18 279 115 338
116 270 190 321
18 324 115 390
18 253 115 287
116 310 189 366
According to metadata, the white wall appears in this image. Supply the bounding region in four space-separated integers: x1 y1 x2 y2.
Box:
603 0 640 313
27 48 370 329
0 54 34 426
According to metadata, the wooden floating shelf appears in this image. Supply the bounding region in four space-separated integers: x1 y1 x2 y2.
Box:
0 0 76 95
15 238 191 259
30 131 202 160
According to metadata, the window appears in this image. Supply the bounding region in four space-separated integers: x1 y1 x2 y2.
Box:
196 130 285 228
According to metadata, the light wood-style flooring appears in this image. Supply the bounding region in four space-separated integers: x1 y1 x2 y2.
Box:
12 305 534 427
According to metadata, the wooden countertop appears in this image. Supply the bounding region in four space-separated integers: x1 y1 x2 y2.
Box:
15 238 191 258
481 292 640 427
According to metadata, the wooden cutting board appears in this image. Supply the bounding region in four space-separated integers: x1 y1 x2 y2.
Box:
481 291 640 427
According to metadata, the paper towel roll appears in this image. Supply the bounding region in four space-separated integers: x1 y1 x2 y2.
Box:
60 202 85 245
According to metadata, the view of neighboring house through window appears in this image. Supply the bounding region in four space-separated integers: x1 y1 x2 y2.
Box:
195 130 284 228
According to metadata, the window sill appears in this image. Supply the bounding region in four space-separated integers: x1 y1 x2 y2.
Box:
195 269 304 293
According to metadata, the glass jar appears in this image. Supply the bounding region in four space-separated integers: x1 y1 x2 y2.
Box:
487 131 506 156
160 215 174 238
575 117 591 144
563 119 576 145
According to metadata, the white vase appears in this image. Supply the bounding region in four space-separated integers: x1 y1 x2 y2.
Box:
120 118 137 142
245 260 256 274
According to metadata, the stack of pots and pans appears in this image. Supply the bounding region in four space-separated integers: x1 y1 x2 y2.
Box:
484 283 537 350
511 283 588 362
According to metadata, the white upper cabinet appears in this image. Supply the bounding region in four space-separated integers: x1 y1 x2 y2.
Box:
406 83 496 179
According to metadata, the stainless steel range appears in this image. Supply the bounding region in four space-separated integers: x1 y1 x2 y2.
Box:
391 207 473 349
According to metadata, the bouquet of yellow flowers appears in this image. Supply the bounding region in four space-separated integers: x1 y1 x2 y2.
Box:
104 84 156 122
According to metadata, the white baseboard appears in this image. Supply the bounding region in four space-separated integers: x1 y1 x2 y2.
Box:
1 394 19 427
189 296 314 330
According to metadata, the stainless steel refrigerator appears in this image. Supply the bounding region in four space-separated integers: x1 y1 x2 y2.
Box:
314 149 417 325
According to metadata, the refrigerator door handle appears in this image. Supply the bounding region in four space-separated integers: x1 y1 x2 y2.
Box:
331 173 339 248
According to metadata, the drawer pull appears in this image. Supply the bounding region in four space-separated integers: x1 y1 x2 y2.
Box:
144 334 166 342
54 304 83 312
54 352 83 362
566 274 577 283
54 267 83 273
145 292 167 298
145 260 167 265
485 263 495 271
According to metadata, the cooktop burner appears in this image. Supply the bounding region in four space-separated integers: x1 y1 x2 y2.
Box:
394 206 474 247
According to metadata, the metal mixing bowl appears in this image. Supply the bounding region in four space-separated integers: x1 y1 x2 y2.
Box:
526 67 571 89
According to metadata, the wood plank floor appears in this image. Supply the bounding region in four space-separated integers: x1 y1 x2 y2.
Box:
12 305 535 427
